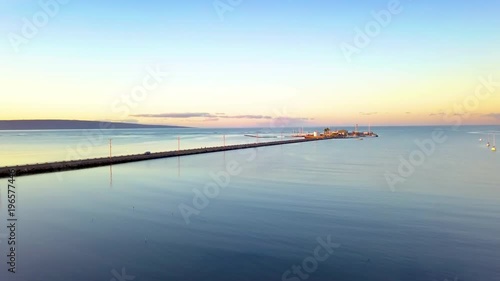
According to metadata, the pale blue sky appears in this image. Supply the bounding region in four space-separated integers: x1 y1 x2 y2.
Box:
1 0 500 126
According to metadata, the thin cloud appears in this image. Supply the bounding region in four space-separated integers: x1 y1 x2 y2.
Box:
103 119 139 123
132 113 212 118
274 117 312 122
219 115 272 119
429 112 445 116
132 112 311 122
133 113 276 120
359 112 378 116
203 117 220 122
483 113 500 120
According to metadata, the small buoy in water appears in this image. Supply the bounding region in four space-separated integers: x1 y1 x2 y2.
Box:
492 146 497 152
479 138 483 142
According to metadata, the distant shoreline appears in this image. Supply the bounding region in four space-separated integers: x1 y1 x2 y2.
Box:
0 120 187 131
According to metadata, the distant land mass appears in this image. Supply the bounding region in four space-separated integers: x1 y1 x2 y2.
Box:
0 120 186 130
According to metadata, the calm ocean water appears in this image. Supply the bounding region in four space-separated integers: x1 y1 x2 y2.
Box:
0 126 499 281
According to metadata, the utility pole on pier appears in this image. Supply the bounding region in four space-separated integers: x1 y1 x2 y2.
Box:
178 136 180 151
223 134 226 147
109 139 112 158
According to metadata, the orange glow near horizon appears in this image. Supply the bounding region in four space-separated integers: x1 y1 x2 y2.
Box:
2 47 499 127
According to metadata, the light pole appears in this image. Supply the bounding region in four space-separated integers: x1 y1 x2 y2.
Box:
109 139 112 158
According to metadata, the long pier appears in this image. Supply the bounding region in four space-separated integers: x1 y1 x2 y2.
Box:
0 137 326 178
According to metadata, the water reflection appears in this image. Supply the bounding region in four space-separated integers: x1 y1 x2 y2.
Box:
109 165 113 188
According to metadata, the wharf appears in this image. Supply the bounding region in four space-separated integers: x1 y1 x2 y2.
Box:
0 137 324 178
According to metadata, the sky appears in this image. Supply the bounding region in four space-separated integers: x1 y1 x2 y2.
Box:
1 0 500 127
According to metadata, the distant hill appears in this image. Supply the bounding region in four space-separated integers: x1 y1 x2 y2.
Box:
0 120 186 130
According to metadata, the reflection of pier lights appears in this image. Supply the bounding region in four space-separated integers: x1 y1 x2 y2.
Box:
178 156 181 177
109 165 113 188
